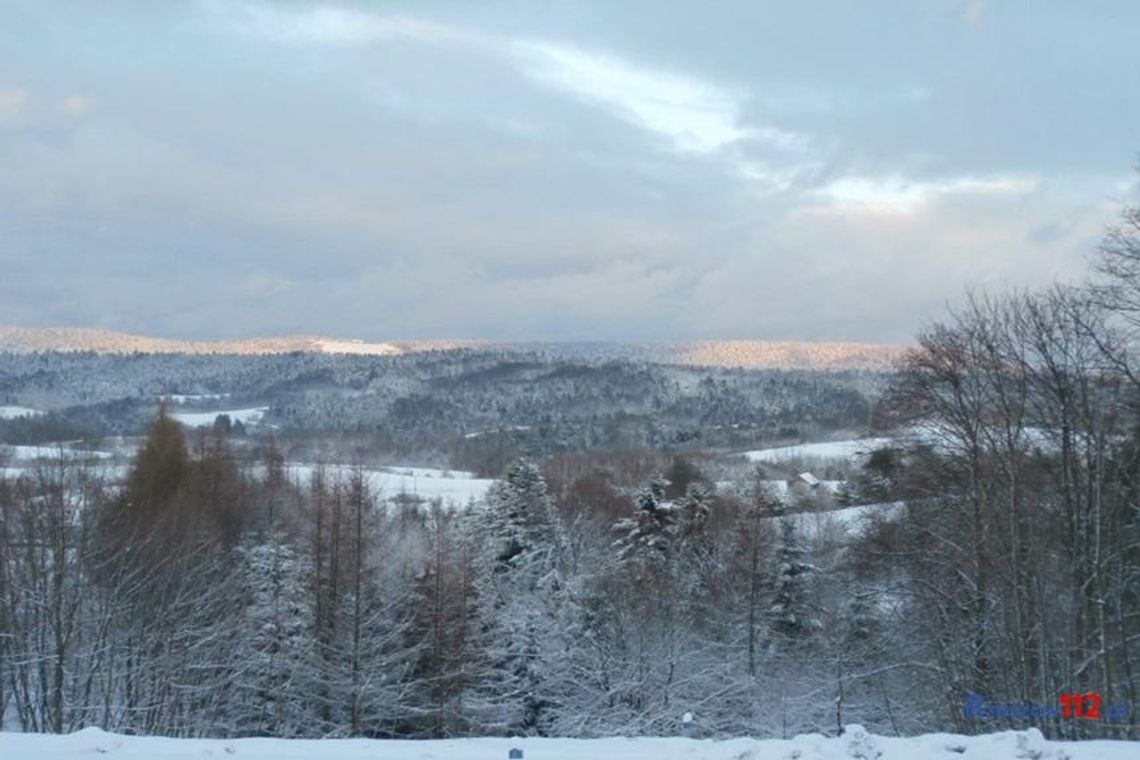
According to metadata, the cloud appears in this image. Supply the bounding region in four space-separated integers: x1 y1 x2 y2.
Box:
60 95 93 118
514 42 747 153
2 0 1135 343
0 88 27 126
204 1 468 46
964 0 985 26
512 41 769 155
214 2 802 159
817 173 1039 213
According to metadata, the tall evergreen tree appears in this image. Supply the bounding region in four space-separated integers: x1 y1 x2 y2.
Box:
770 516 817 638
230 533 315 736
471 459 567 736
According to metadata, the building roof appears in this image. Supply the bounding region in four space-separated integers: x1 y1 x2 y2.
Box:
793 472 820 487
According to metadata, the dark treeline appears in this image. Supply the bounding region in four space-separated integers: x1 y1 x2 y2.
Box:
2 187 1140 741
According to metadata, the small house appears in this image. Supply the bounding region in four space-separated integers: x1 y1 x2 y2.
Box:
788 472 821 490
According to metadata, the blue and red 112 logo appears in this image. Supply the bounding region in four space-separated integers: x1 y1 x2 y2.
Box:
1059 692 1104 719
964 692 1129 721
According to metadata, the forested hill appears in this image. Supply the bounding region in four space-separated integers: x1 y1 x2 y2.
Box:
0 349 880 470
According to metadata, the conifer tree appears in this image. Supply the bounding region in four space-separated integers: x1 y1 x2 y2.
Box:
613 476 674 570
231 533 315 736
770 516 817 638
471 459 567 736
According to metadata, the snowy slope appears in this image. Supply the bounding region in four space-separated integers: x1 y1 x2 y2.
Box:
0 405 43 419
169 407 268 427
1 726 1134 760
0 444 113 461
0 327 906 369
753 478 845 498
788 501 906 539
313 338 402 356
164 393 230 404
287 464 494 507
741 437 895 464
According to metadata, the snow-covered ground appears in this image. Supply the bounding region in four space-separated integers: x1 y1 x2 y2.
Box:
313 338 401 356
378 465 478 480
169 407 268 427
787 501 906 539
1 726 1134 760
741 437 895 464
753 478 845 498
464 425 532 439
0 444 113 461
163 393 230 404
0 405 43 419
287 464 494 507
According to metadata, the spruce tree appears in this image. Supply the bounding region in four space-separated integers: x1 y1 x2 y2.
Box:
613 476 675 570
770 516 818 638
471 459 567 736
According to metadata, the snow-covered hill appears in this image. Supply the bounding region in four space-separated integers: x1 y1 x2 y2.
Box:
1 725 1133 760
741 437 895 464
286 463 495 507
0 327 907 370
0 327 404 356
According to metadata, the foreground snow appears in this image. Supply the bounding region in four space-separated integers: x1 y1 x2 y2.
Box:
1 726 1134 759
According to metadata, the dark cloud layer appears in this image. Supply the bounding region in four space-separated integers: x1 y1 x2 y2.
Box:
1 0 1137 342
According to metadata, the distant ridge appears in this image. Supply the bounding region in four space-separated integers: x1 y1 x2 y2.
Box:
0 327 908 370
518 340 909 371
0 327 407 356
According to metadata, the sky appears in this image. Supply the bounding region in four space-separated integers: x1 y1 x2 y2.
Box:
1 0 1138 343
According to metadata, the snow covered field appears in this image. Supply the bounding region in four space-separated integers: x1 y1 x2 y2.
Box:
788 501 906 539
0 405 43 419
163 393 230 404
2 726 1135 760
169 407 268 427
753 478 845 497
0 444 113 461
741 437 894 464
287 464 495 507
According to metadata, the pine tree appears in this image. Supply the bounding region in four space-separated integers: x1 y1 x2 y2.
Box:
675 482 711 548
480 459 564 573
770 516 818 638
231 533 315 737
613 476 675 570
471 459 567 736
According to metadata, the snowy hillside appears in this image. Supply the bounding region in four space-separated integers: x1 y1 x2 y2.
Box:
286 463 495 507
0 405 42 419
0 326 906 370
1 726 1134 760
0 443 113 461
741 437 895 464
0 327 406 356
169 406 269 427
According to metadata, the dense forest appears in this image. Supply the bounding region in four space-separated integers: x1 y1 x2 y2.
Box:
0 350 877 473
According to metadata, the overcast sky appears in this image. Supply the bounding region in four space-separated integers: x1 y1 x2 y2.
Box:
1 1 1138 342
